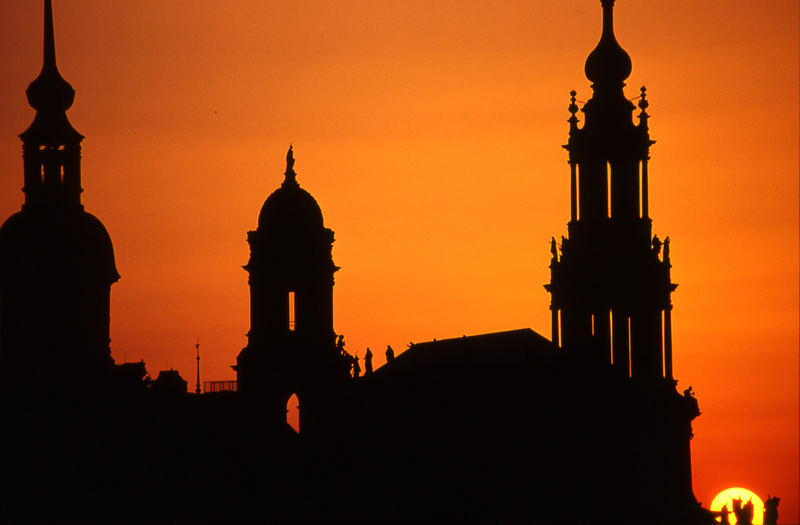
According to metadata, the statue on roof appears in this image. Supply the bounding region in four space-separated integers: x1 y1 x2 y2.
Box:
364 348 373 375
286 144 296 174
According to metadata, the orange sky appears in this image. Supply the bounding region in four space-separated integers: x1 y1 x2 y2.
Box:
0 0 797 520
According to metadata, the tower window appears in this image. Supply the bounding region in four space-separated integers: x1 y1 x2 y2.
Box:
662 310 667 378
639 162 643 219
627 317 633 378
557 310 562 348
288 291 295 331
607 162 612 218
609 311 614 365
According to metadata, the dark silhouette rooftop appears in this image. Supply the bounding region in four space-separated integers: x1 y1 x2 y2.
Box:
0 2 750 524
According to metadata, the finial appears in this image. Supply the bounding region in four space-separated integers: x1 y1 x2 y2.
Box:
568 90 579 134
637 85 650 129
584 0 632 88
283 144 298 186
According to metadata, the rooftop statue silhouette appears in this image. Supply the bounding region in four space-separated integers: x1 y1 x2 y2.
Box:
732 497 755 525
764 495 780 524
364 347 373 375
0 2 718 524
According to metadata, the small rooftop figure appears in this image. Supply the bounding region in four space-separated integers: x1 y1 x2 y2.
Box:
352 354 361 378
763 495 780 525
283 144 298 186
732 497 754 525
286 144 295 174
364 348 373 375
652 235 662 256
550 237 558 261
336 334 345 353
385 345 395 363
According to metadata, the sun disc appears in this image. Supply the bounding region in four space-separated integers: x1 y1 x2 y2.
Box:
710 487 764 525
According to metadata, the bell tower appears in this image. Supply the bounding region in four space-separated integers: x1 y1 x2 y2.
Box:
236 147 348 430
0 0 120 394
546 0 675 381
21 0 84 211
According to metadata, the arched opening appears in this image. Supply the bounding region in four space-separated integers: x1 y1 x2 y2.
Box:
286 393 300 433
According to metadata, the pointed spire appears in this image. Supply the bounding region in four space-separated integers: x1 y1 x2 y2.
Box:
584 0 632 89
43 0 57 75
195 339 201 395
25 0 76 115
283 144 298 187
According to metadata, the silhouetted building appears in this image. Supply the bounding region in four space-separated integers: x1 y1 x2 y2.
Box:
0 0 119 394
546 0 675 383
0 2 716 524
236 145 349 430
151 369 188 396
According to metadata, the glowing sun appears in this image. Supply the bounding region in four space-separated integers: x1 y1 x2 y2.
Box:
710 487 764 524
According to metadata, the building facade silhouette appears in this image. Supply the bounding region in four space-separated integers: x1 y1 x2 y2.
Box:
0 1 716 524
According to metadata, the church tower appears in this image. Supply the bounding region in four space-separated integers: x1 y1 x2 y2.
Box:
0 0 120 394
546 0 675 381
236 147 348 430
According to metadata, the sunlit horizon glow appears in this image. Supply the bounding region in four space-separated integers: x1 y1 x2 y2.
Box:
0 0 797 521
710 487 765 525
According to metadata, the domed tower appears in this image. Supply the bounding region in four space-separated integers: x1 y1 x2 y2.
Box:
546 0 675 382
236 147 347 430
0 1 120 394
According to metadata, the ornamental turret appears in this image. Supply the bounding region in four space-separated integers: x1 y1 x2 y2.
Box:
236 147 349 431
546 0 675 382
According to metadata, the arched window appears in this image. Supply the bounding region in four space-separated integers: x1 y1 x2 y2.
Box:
286 393 300 433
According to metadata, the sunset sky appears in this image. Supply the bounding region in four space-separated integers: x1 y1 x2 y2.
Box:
0 0 797 520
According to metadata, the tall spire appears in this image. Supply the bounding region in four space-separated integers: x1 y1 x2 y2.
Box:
43 0 57 75
25 0 76 116
584 0 632 90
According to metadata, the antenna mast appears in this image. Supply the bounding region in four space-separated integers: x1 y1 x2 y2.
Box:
195 339 201 394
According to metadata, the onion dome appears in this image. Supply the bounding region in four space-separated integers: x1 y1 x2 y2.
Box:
257 146 325 232
0 210 120 286
584 0 632 88
20 0 82 144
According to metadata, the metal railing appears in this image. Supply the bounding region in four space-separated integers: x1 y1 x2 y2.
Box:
203 380 237 393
